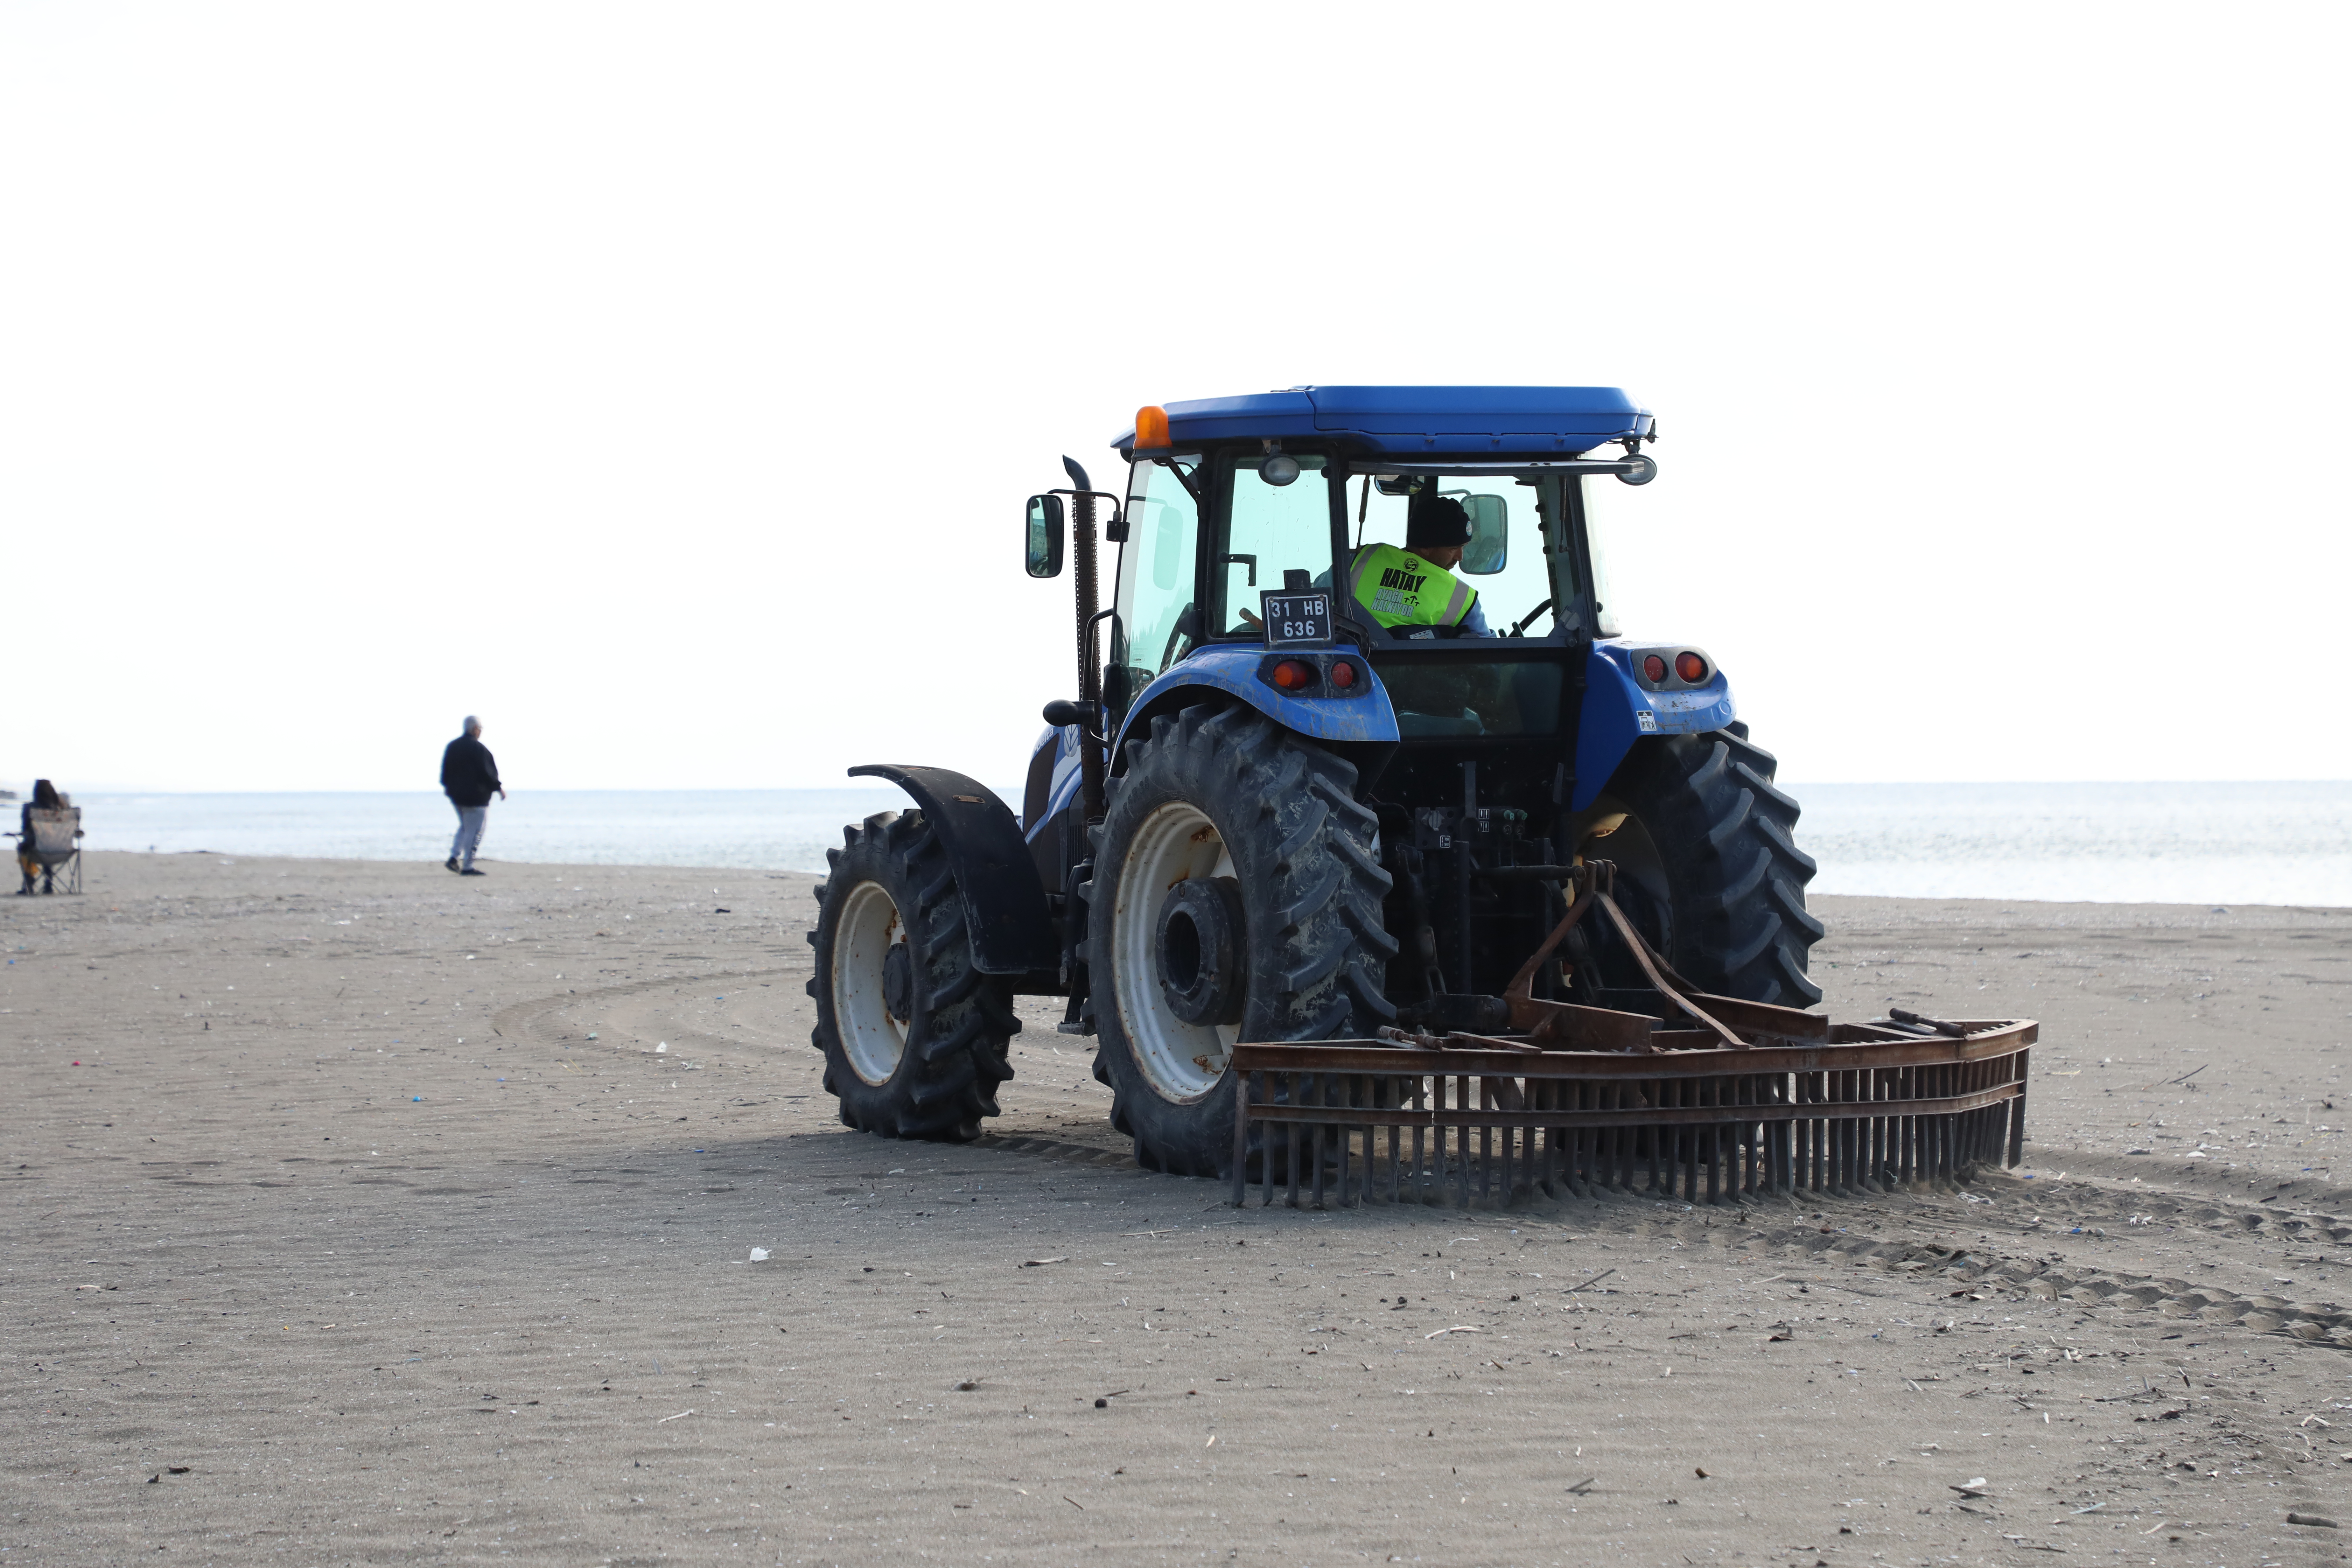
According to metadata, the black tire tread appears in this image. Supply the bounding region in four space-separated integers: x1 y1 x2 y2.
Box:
1602 730 1823 1007
1092 700 1394 1178
807 808 1018 1142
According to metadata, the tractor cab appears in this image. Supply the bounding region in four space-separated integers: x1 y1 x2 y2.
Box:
1099 393 1653 740
1109 453 1622 723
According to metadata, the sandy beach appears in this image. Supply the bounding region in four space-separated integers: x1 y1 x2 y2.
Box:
5 852 2348 1566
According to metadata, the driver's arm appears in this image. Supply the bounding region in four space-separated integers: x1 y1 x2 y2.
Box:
1460 597 1493 637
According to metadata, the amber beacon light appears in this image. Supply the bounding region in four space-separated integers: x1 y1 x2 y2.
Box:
1133 405 1172 454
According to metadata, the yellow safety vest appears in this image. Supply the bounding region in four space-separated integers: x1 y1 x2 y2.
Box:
1347 542 1477 631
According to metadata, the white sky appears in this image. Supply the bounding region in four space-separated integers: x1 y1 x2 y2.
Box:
4 2 2346 793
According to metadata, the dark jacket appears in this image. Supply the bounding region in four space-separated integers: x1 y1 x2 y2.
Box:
441 736 502 808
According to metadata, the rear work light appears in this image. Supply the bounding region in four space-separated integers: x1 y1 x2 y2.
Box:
1643 654 1668 683
1271 659 1315 691
1329 660 1357 688
1675 651 1708 682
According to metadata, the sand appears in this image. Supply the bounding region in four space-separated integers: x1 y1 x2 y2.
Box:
5 852 2350 1566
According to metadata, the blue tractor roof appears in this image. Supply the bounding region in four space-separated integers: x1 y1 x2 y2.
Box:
1113 385 1652 458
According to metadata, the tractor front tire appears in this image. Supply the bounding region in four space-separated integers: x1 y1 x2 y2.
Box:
807 809 1017 1141
1576 727 1825 1007
1084 701 1395 1178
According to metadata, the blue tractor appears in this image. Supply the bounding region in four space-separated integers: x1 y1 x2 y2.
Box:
810 387 1822 1175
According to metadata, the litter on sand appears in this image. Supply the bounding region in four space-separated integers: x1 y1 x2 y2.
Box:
748 1247 771 1262
1426 1325 1485 1339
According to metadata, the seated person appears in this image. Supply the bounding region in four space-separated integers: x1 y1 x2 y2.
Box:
17 778 63 896
1344 493 1492 638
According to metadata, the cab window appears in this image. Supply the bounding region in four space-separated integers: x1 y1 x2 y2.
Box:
1211 454 1333 636
1344 470 1577 638
1108 455 1201 723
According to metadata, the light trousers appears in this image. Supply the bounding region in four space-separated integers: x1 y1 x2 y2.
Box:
450 804 489 868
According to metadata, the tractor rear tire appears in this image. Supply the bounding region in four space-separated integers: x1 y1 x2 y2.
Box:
1083 701 1395 1178
806 809 1018 1141
1575 727 1824 1007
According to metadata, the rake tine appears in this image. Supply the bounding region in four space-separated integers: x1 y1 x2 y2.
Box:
1381 1093 1393 1208
1610 1081 1628 1192
1239 1070 1252 1208
1456 1075 1472 1210
1311 1084 1328 1206
1479 1080 1494 1209
1806 1072 1825 1194
1865 1069 1882 1193
2008 1046 2029 1168
1740 1074 1755 1198
1285 1072 1302 1209
1712 1086 1731 1213
1841 1068 1857 1195
1402 1100 1420 1213
1502 1083 1518 1206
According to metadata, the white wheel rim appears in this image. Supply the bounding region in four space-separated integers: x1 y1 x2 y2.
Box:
1111 800 1241 1103
831 880 908 1085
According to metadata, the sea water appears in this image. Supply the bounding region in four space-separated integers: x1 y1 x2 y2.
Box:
55 781 2352 907
68 789 914 878
1793 780 2352 905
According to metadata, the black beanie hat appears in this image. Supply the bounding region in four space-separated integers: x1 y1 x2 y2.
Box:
1406 492 1471 548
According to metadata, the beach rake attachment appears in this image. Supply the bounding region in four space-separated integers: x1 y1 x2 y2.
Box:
1229 864 2035 1210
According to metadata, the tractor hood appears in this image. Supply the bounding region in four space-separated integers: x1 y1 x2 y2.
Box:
1112 386 1652 458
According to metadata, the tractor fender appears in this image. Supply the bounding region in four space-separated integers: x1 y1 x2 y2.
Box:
1107 643 1399 769
846 763 1060 975
1572 641 1738 811
1023 727 1086 848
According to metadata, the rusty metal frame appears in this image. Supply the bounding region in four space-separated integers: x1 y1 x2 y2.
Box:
1230 1018 2035 1210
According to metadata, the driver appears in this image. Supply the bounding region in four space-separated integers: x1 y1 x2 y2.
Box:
1346 492 1492 638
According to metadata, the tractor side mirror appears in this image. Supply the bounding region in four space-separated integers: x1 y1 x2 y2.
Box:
1024 494 1066 579
1458 493 1508 574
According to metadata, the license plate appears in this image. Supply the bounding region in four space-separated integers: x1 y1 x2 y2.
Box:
1259 590 1334 648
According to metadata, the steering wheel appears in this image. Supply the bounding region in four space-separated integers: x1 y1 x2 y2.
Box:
1508 599 1554 638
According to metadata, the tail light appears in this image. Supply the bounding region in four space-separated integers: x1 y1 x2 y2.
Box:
1271 659 1315 691
1643 654 1668 682
1675 651 1708 682
1329 660 1357 689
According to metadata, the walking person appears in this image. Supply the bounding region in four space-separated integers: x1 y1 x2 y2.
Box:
439 716 505 876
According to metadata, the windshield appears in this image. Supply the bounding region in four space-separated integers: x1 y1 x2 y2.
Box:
1346 469 1581 638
